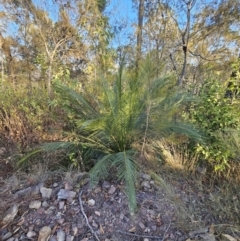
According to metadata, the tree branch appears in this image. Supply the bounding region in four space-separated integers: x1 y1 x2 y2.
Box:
188 49 223 61
78 191 100 241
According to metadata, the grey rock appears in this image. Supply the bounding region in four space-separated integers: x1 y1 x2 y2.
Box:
108 185 116 194
88 199 95 206
38 226 51 241
7 237 15 241
57 229 65 241
49 236 57 241
31 183 44 195
94 211 101 216
27 230 37 238
53 183 58 187
94 187 101 193
29 200 42 209
141 181 151 189
44 206 56 215
59 201 65 209
2 232 12 240
6 238 14 241
66 235 74 241
0 147 6 155
102 181 111 190
141 173 151 181
92 220 98 228
40 187 53 199
151 225 157 231
139 222 145 230
15 183 44 198
199 233 216 241
42 201 49 208
57 189 76 202
2 204 19 224
64 181 73 190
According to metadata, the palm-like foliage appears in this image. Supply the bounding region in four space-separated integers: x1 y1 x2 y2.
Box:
20 60 202 213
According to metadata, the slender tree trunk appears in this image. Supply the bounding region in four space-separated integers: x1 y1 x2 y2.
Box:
136 0 144 69
47 59 53 99
178 0 196 86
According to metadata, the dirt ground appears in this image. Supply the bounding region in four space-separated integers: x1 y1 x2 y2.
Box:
0 156 240 241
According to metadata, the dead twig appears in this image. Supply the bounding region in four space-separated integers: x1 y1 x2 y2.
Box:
78 191 100 241
117 230 163 240
162 220 172 241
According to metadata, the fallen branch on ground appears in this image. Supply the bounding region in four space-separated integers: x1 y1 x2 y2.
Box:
78 191 100 241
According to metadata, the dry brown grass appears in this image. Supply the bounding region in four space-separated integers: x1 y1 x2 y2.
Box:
142 140 240 236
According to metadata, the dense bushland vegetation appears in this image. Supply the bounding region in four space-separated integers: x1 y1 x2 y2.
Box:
0 0 240 212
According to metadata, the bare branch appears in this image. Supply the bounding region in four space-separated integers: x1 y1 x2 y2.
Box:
78 191 100 241
188 49 223 61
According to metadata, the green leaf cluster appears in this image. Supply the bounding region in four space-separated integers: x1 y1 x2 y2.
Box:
21 60 202 213
188 78 240 171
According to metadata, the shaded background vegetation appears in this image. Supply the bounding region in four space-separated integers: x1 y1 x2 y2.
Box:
0 0 240 215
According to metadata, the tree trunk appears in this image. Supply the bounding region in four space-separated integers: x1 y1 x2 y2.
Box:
136 0 144 69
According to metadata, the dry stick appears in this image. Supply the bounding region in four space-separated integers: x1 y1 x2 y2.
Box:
162 220 172 241
117 230 163 240
78 191 100 241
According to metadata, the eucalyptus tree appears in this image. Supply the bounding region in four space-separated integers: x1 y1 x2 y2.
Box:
135 0 240 87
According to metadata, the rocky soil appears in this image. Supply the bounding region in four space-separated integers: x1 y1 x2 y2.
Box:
0 169 230 241
0 147 239 241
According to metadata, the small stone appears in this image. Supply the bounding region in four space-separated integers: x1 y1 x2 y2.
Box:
102 181 111 190
72 226 78 235
92 220 98 228
57 229 65 241
2 204 19 224
120 213 124 220
44 206 55 215
108 185 116 194
42 201 49 208
29 201 42 209
66 235 74 241
94 211 101 216
64 182 73 190
6 238 14 241
49 236 57 241
139 222 145 230
144 227 150 233
53 183 58 187
94 187 101 193
88 199 95 206
150 180 155 185
2 232 12 240
57 218 65 225
141 173 151 181
40 187 53 199
38 226 51 241
144 239 149 241
27 230 37 238
141 181 151 189
58 189 76 202
151 225 157 231
59 201 65 209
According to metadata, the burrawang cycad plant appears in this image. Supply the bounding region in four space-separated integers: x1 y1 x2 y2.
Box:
20 61 202 214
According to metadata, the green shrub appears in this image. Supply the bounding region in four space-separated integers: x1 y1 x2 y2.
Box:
20 60 202 213
187 78 240 171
